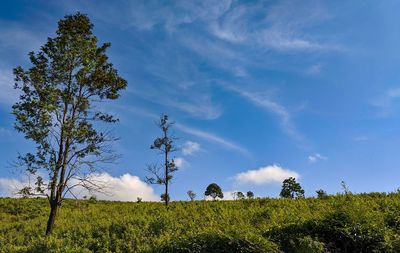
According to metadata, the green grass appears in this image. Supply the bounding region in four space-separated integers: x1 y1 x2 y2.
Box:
1 193 400 252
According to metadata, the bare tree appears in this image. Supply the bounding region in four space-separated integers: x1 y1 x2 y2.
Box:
146 114 178 207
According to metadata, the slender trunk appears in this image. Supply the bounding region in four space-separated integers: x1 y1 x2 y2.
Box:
165 144 168 207
45 201 58 235
164 130 169 207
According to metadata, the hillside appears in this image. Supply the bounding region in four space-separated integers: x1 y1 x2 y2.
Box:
1 193 400 252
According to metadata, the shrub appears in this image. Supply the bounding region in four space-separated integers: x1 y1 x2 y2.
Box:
154 232 281 253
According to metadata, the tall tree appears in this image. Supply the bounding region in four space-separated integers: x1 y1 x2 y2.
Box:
205 183 223 201
280 177 305 199
12 13 127 235
146 114 178 207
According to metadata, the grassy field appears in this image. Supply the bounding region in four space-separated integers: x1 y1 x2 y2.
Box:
2 193 400 252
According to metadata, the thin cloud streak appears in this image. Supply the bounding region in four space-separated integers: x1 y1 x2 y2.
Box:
175 123 250 156
117 105 249 156
225 85 303 141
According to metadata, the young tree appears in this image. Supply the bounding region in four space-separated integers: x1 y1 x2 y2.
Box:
280 177 305 199
341 180 351 195
236 191 245 200
146 114 178 207
316 189 328 199
205 183 223 201
246 191 254 199
187 190 196 201
12 13 127 235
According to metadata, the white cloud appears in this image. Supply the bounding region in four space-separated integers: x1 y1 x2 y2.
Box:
234 164 299 185
308 153 327 163
0 178 25 196
174 157 188 169
182 141 201 155
0 173 158 201
203 190 236 201
0 68 19 106
176 123 250 156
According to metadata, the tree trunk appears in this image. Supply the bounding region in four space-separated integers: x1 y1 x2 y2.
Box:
45 201 58 235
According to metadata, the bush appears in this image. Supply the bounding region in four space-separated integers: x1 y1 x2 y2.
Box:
154 232 281 253
265 210 386 252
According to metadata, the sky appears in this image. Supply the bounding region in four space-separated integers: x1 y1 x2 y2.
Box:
1 0 400 201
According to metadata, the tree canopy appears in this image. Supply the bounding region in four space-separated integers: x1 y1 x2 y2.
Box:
205 183 224 200
280 177 305 199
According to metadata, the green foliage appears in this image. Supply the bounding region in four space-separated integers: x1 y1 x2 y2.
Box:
280 177 305 199
12 12 126 234
316 189 328 199
2 193 400 252
154 232 281 253
247 191 254 199
205 183 224 200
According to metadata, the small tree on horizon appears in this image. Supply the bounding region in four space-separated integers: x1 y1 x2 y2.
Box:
12 12 127 235
146 114 178 207
236 191 245 200
187 190 196 201
316 189 328 199
246 191 254 199
205 183 223 201
280 177 305 199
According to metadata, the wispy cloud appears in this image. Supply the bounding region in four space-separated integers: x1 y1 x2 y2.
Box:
225 85 303 141
182 141 201 156
174 157 188 169
64 0 232 32
308 153 327 163
116 105 249 156
234 164 299 185
208 1 340 52
0 68 19 106
175 123 249 156
371 87 400 117
0 21 44 55
306 64 323 75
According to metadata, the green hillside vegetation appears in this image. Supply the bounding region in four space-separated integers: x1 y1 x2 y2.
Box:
2 192 400 252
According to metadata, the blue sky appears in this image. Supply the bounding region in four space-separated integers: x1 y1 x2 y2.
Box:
1 0 400 201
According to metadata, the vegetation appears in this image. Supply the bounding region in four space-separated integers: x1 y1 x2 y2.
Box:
12 12 126 235
146 114 178 207
2 193 400 252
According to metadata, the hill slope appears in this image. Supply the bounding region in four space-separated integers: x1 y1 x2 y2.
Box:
1 193 400 252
